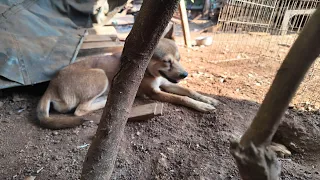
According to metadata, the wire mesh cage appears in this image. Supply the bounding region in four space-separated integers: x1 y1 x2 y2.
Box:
209 0 320 108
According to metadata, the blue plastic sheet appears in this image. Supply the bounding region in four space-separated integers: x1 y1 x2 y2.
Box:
0 0 126 89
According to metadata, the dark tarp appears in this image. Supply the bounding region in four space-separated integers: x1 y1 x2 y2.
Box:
0 0 127 89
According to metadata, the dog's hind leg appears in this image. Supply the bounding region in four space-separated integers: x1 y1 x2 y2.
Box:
52 100 74 113
74 70 109 117
89 96 108 111
161 83 219 106
74 97 107 116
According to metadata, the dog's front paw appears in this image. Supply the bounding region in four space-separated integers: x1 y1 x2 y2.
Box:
200 96 220 106
195 102 216 112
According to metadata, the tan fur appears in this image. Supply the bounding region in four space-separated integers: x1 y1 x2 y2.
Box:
37 27 219 129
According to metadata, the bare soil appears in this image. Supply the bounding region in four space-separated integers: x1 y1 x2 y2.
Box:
0 34 319 180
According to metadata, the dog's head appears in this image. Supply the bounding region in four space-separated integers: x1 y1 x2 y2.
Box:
147 23 188 83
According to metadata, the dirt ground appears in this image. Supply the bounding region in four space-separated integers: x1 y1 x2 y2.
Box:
0 32 320 180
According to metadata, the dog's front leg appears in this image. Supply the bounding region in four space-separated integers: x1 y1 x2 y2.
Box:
149 90 216 112
161 83 219 106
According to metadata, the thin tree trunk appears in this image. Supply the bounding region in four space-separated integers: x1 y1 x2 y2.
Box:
231 8 320 180
80 0 180 179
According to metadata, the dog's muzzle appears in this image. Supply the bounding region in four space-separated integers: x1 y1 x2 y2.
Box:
159 70 188 83
179 71 188 79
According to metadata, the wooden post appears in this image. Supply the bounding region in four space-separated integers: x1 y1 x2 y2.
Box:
203 0 210 19
179 0 192 47
80 0 180 179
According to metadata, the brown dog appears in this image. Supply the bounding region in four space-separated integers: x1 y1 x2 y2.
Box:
37 27 219 129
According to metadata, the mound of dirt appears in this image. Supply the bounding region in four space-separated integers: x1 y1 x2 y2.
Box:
274 111 320 154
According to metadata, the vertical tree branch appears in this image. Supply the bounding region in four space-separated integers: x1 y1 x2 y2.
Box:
231 8 320 180
80 0 180 179
241 7 320 148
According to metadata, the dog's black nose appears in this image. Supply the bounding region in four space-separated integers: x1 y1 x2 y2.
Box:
179 71 188 78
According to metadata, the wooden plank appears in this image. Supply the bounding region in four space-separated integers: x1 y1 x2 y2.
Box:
88 25 118 35
90 103 163 123
84 35 118 42
179 0 192 48
78 40 124 56
171 17 182 24
129 103 163 121
80 41 124 50
77 47 123 57
117 33 128 41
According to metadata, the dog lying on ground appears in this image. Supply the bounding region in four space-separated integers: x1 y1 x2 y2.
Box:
37 26 219 129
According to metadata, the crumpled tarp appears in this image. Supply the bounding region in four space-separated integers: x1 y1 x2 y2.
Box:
0 0 127 89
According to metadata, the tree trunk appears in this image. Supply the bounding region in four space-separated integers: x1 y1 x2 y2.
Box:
231 8 320 180
80 0 180 179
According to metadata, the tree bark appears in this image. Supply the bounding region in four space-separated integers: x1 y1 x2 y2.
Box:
80 0 180 179
231 8 320 180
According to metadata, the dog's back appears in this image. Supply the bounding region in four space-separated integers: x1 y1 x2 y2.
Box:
37 53 122 129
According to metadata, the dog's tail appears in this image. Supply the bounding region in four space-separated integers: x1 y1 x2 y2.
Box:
36 92 86 129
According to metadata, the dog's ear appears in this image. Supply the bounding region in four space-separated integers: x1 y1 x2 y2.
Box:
162 22 175 41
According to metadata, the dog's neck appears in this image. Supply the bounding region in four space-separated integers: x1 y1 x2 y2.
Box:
145 68 154 78
145 68 160 79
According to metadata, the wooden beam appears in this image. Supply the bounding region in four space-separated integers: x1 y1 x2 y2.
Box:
129 103 164 121
80 41 124 50
179 0 192 48
90 103 164 124
88 25 118 35
78 40 124 57
84 35 118 42
171 17 182 24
